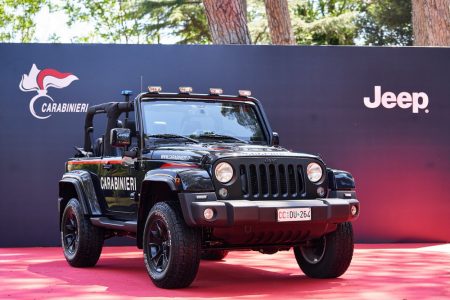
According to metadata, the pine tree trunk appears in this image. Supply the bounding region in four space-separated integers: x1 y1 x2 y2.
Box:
203 0 251 44
264 0 295 45
412 0 450 46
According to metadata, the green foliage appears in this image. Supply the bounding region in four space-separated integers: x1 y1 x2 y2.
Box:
0 0 46 42
358 0 412 46
0 0 413 46
291 0 361 45
62 0 144 43
138 1 210 44
61 0 209 44
247 0 270 44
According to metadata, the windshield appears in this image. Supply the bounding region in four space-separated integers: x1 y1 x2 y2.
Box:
141 100 267 144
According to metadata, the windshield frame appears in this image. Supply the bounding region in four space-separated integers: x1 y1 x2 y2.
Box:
139 97 270 147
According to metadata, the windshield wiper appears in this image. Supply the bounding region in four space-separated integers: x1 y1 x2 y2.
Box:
196 133 247 143
147 134 199 143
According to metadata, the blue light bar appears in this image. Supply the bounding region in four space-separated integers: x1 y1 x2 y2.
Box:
121 90 133 96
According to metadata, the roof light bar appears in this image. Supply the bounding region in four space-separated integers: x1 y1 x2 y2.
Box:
238 90 252 97
209 88 223 95
179 86 193 94
148 86 162 93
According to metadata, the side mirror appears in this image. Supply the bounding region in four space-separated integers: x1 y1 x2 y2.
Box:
272 132 280 147
111 128 131 147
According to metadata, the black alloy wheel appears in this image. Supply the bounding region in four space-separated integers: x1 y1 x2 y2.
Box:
294 222 354 278
61 198 104 267
146 217 171 273
62 208 78 256
143 202 201 289
300 237 326 264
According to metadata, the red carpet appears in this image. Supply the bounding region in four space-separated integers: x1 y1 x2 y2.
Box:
0 244 449 299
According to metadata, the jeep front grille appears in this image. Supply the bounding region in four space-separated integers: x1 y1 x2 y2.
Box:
240 163 304 199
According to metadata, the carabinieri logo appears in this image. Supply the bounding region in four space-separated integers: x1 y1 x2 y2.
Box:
19 64 89 119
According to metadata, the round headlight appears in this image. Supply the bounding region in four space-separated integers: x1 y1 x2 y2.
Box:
215 162 234 183
307 162 323 183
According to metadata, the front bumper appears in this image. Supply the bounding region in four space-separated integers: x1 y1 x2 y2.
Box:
179 192 359 227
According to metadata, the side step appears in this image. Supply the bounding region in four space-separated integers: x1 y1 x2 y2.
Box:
90 217 137 233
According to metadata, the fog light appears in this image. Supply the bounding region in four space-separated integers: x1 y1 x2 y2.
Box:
218 188 228 198
351 205 358 216
204 208 214 220
317 186 325 197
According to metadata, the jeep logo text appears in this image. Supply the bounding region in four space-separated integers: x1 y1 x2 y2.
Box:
364 86 429 113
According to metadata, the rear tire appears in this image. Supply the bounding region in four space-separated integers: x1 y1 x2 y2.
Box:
201 250 229 261
294 222 354 278
61 198 104 267
143 202 201 289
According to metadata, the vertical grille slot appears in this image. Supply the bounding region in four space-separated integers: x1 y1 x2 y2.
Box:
259 164 268 196
297 165 304 195
279 165 287 196
240 165 248 196
288 165 297 196
269 164 278 196
249 164 258 197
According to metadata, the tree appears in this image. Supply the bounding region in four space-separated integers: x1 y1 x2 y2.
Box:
62 0 210 44
202 0 251 44
291 0 360 45
264 0 295 45
412 0 450 46
246 0 270 44
164 2 210 44
62 0 143 43
0 0 46 42
358 0 412 46
136 0 210 44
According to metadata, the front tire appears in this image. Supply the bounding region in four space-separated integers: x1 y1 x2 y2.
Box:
294 222 354 278
143 202 201 289
201 250 229 261
61 198 104 267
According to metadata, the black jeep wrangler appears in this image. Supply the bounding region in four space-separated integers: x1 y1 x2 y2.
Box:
59 87 359 289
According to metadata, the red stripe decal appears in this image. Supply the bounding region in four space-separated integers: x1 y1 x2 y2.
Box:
161 162 198 169
68 159 123 165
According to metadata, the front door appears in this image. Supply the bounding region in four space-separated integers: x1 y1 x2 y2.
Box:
99 156 138 220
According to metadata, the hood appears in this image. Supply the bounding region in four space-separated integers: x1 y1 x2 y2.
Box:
150 143 320 164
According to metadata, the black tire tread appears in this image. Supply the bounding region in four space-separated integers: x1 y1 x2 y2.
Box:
201 250 229 261
144 202 201 289
62 198 104 267
294 222 354 278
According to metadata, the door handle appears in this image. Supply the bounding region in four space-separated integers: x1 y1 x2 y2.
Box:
130 192 137 202
102 164 113 170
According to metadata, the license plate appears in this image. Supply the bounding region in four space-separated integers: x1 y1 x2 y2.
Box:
277 208 311 222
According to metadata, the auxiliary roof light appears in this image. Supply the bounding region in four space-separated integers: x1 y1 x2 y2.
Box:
179 86 193 94
238 90 252 97
209 88 223 95
148 86 162 93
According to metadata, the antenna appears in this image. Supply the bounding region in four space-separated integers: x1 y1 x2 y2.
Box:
140 75 143 93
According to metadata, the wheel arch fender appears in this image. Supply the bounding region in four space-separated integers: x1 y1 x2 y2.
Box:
137 170 178 249
326 168 356 190
137 167 214 248
59 171 104 226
